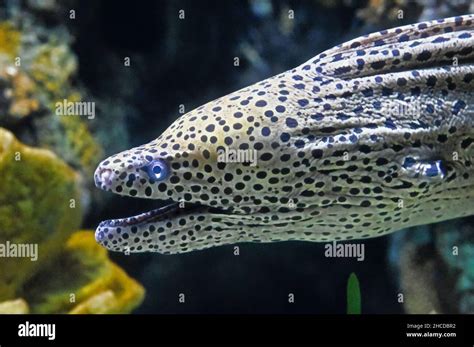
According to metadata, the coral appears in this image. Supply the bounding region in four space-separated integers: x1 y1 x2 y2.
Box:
35 109 103 176
0 24 41 122
22 231 145 314
25 38 103 176
28 41 77 99
0 298 29 314
8 70 41 118
397 242 443 314
389 222 473 314
0 7 142 314
60 113 103 175
0 22 21 59
0 18 103 181
434 221 474 313
0 67 42 121
0 127 82 301
0 128 144 313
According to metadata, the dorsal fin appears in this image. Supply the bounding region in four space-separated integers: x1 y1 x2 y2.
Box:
302 15 474 80
324 15 473 55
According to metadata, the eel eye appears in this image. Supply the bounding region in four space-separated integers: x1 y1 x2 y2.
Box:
142 159 169 182
402 157 447 179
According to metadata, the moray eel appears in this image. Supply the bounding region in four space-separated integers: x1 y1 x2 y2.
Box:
94 15 474 254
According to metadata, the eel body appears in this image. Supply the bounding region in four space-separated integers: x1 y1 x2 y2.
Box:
94 15 474 254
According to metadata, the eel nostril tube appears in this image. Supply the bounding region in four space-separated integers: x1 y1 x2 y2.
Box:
99 168 114 188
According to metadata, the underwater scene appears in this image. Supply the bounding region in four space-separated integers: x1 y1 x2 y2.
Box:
0 0 473 317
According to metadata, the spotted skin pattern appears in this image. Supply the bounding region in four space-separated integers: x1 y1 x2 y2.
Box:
95 15 474 254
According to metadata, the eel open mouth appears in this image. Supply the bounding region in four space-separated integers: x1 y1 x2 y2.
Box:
95 198 234 247
99 203 187 228
98 201 232 228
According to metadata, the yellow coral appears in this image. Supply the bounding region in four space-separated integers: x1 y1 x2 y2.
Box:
0 22 104 177
0 129 143 313
60 115 103 175
0 298 29 314
23 231 145 314
30 43 77 97
9 70 40 117
0 127 82 301
0 22 21 59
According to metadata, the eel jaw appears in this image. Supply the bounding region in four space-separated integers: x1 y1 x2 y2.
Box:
95 201 232 252
96 202 181 231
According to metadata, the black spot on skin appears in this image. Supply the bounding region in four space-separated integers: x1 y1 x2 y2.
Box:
437 134 448 143
286 117 298 128
359 145 371 154
426 76 437 87
371 61 386 69
311 149 323 159
461 138 474 149
276 105 286 113
464 73 473 83
158 183 167 192
417 50 432 61
396 78 407 86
